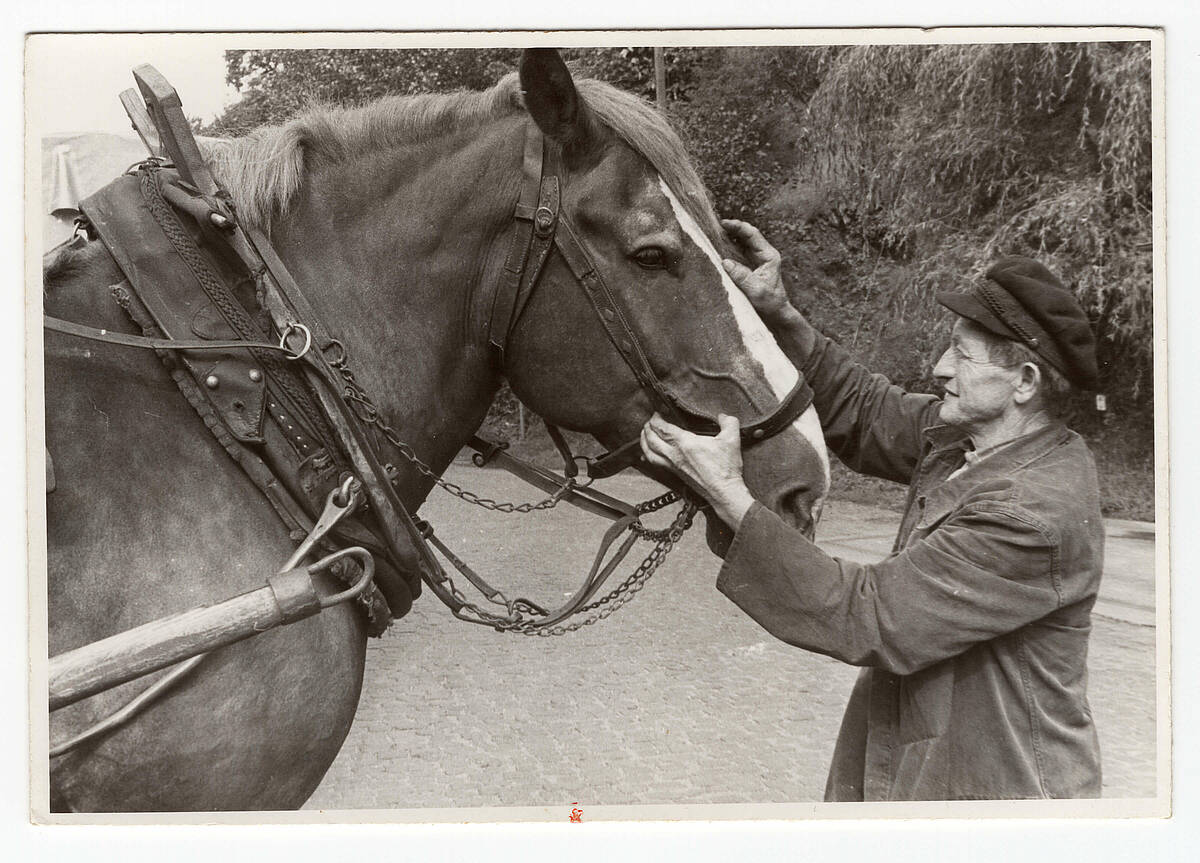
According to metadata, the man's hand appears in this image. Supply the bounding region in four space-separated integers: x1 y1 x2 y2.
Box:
721 218 792 323
640 413 756 532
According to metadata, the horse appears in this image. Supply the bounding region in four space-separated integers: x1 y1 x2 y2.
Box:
41 49 831 812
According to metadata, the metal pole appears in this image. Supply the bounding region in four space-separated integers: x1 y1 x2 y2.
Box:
653 47 667 114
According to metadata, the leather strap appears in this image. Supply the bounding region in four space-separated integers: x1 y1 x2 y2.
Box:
238 223 437 609
420 508 640 631
531 513 641 627
738 376 815 442
488 128 561 365
543 422 580 477
45 313 291 356
582 376 814 479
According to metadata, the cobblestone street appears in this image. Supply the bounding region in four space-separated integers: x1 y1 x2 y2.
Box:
305 464 1161 812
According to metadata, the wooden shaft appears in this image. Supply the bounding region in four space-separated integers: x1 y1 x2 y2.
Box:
119 88 162 157
49 569 319 711
132 64 218 194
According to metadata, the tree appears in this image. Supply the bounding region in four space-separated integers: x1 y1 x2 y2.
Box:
791 42 1153 409
202 48 520 136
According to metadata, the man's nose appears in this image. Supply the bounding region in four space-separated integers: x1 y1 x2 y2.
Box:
932 347 954 380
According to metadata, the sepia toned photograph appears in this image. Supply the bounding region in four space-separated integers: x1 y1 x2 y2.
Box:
26 27 1168 828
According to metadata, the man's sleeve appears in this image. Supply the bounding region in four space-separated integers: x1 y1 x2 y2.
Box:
771 310 941 484
715 500 1062 676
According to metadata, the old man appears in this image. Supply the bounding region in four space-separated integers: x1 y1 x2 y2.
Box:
642 220 1104 801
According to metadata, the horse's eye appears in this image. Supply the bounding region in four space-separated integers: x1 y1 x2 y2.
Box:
633 247 666 269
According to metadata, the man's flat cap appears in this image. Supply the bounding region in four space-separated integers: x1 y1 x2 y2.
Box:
937 256 1099 390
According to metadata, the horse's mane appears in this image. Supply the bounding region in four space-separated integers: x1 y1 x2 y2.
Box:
202 73 726 252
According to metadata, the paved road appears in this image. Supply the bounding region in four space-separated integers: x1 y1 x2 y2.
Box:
305 464 1160 811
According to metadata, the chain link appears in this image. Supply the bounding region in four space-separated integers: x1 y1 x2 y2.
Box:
499 498 697 636
338 363 577 513
329 347 699 635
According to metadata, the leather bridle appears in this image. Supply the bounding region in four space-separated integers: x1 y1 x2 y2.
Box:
486 123 814 479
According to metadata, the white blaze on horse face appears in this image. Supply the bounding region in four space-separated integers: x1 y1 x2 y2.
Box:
657 179 831 496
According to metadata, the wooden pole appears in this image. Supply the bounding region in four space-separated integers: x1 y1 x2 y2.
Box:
654 47 667 114
49 568 322 711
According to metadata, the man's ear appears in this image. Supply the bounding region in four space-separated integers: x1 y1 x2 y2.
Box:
1012 361 1042 406
519 48 597 151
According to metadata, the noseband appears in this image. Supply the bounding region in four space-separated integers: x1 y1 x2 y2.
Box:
486 124 814 478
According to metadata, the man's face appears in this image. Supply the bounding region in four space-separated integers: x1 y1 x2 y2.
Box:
932 319 1019 436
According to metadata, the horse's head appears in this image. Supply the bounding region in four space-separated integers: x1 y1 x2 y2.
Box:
499 50 830 550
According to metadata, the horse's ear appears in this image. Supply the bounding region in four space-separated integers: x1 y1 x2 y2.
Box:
520 49 593 147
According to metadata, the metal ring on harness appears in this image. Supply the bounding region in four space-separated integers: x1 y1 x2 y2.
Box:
331 473 358 508
572 457 595 486
311 547 376 609
279 322 312 360
322 338 348 367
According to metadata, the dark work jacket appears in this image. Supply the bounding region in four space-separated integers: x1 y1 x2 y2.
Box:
716 313 1105 801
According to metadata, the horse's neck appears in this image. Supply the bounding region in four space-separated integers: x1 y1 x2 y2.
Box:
268 121 524 500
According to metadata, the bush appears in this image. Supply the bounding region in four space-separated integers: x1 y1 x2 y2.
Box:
792 42 1153 406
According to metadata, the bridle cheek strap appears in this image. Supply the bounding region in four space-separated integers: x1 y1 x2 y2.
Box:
487 127 561 365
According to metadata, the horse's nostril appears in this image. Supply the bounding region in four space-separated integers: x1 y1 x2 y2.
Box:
777 486 819 539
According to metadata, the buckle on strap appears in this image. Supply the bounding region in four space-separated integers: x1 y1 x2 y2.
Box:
533 204 556 237
487 125 561 364
738 377 814 443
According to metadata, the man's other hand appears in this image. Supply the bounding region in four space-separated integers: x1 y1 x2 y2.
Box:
721 218 790 322
640 412 756 532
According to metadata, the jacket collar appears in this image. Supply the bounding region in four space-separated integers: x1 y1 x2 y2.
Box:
918 421 1072 527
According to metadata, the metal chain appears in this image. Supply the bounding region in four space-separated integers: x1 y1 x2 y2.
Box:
327 345 700 635
631 490 686 541
504 499 698 636
420 494 697 635
335 361 578 513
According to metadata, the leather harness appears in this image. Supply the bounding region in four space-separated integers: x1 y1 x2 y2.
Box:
46 92 813 634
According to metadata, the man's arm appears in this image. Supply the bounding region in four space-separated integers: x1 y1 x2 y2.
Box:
773 307 941 484
722 220 940 484
715 496 1062 676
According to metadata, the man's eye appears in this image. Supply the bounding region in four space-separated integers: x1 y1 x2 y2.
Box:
633 247 666 269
